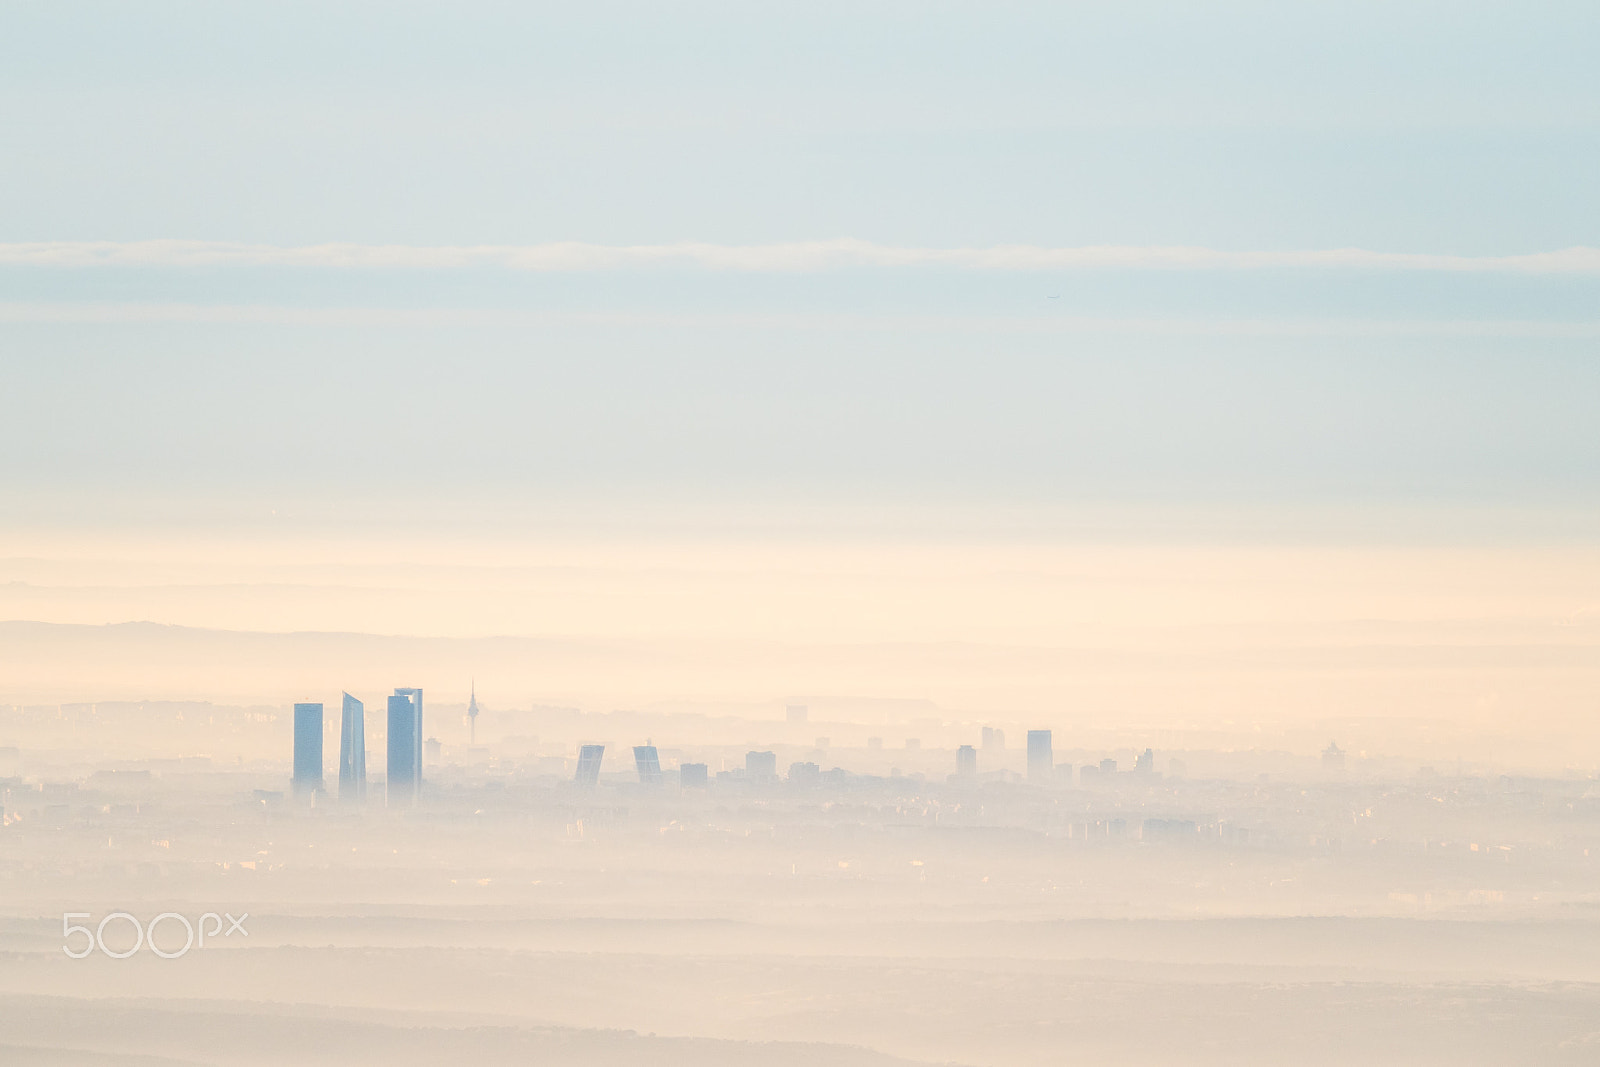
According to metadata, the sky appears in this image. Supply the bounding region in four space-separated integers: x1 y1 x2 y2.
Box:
2 2 1599 750
3 1 1599 527
2 1 1598 533
4 1 1600 249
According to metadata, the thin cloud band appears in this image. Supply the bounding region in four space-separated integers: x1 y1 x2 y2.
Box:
3 240 1599 273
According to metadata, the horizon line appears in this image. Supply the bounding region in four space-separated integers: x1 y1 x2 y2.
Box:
4 301 1599 336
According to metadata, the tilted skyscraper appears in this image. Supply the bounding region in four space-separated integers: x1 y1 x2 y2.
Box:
393 687 423 787
339 692 366 801
574 744 605 786
633 745 663 787
387 693 418 806
292 702 324 795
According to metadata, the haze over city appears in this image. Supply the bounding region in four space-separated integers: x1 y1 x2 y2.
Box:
3 3 1600 1064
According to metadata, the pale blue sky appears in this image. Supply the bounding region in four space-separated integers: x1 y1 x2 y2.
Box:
4 1 1600 247
3 2 1598 534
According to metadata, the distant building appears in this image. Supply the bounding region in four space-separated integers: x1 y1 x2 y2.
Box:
679 762 709 788
1026 730 1053 783
1099 757 1117 774
814 737 830 750
575 744 605 786
867 737 883 750
904 738 921 751
1134 748 1155 775
634 745 663 787
338 692 365 802
1141 818 1198 843
788 761 820 784
746 750 778 779
467 682 480 745
424 737 441 761
981 727 1005 751
956 744 978 778
386 693 418 806
393 687 424 786
292 703 323 795
1323 741 1346 770
786 705 809 724
1055 763 1073 785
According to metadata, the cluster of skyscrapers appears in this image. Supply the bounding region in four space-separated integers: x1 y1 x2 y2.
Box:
294 699 1159 797
291 687 426 806
564 740 1113 790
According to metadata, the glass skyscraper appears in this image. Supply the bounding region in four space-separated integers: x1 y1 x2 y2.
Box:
387 693 418 805
292 702 324 795
633 745 663 787
393 687 423 787
339 692 366 801
574 744 604 786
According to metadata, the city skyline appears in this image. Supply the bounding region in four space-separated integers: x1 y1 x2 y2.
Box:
280 685 1227 795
